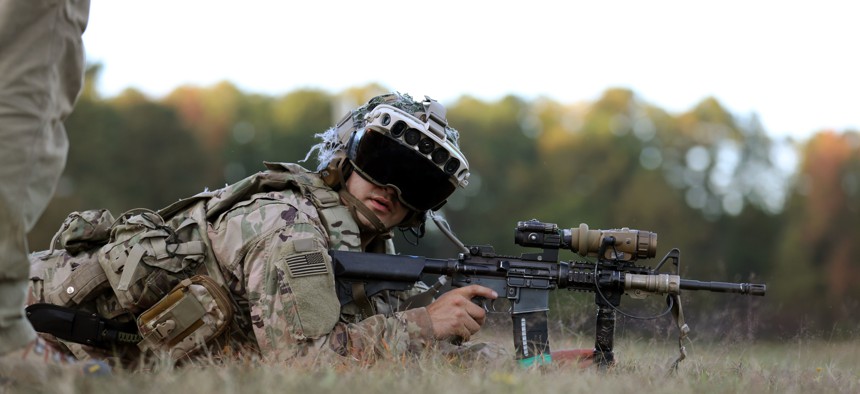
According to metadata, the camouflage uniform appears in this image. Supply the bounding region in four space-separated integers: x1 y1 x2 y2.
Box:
207 163 436 362
28 163 438 364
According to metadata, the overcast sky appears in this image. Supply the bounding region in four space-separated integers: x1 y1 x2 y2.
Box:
82 0 858 141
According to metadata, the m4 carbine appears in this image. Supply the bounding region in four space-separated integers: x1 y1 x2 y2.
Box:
330 219 766 368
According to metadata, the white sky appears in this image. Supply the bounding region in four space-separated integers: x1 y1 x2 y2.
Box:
83 0 859 141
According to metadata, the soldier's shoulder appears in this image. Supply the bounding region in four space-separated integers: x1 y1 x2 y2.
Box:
263 161 316 177
228 187 319 221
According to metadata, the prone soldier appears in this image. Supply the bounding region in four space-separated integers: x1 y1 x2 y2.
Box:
25 92 505 365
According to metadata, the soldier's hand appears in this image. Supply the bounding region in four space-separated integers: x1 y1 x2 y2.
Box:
425 285 497 342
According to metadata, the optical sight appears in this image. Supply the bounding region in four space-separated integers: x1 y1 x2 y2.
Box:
515 219 657 262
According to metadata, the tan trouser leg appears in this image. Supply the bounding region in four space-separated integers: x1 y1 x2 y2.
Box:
0 0 89 355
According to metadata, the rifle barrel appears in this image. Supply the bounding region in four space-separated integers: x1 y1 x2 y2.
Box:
679 279 766 296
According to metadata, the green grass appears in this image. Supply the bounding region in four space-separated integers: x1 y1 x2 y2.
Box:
14 337 860 394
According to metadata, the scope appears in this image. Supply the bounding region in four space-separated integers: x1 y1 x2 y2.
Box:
515 219 657 262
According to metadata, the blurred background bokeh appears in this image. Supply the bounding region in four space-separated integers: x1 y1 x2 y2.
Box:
29 75 859 340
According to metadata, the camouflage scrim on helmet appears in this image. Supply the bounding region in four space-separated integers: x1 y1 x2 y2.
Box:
303 92 464 171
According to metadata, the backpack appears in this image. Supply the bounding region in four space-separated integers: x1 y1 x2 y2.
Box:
29 198 234 361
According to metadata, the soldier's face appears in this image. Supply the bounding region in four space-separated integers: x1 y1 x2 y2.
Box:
345 172 409 229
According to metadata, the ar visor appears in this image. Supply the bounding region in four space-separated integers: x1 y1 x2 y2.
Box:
352 130 456 211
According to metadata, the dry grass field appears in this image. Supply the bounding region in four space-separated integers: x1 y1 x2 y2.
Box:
9 334 859 394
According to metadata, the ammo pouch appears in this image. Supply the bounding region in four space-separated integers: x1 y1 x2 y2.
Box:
37 209 117 313
136 275 233 360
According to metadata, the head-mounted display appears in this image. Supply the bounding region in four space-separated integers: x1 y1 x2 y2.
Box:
345 103 470 212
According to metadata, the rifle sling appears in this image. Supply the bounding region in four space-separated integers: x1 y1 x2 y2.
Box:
351 283 375 318
400 276 447 310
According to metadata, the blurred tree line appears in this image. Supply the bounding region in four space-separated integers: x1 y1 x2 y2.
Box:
28 66 859 339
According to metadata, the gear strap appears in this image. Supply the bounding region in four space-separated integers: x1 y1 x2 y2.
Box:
351 283 375 318
337 189 388 234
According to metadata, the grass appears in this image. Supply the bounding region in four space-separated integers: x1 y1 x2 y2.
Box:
13 335 859 394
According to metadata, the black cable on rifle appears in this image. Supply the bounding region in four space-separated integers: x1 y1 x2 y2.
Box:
592 244 674 320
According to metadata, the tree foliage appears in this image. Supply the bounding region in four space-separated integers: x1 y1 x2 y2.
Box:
28 65 859 336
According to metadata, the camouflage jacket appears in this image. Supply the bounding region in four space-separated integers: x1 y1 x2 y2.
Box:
206 163 436 362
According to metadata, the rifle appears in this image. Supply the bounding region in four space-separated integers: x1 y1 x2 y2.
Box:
331 219 766 368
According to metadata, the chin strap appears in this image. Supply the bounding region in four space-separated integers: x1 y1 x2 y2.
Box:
337 188 388 235
322 157 386 234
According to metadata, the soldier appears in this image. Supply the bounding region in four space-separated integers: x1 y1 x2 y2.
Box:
215 92 498 361
25 92 503 365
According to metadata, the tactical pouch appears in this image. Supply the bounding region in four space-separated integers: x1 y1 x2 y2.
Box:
136 275 234 360
44 253 111 307
98 208 208 313
48 209 115 255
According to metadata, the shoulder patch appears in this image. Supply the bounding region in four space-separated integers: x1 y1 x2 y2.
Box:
268 236 339 338
284 252 327 278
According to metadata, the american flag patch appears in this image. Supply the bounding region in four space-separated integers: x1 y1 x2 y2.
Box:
285 252 328 277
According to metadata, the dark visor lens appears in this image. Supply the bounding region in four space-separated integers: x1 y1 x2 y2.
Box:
353 131 456 211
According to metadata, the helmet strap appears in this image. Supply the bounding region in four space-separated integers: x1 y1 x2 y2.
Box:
337 188 389 236
322 155 427 238
321 157 389 240
321 157 350 190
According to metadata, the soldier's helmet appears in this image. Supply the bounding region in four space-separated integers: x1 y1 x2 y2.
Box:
308 92 470 217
